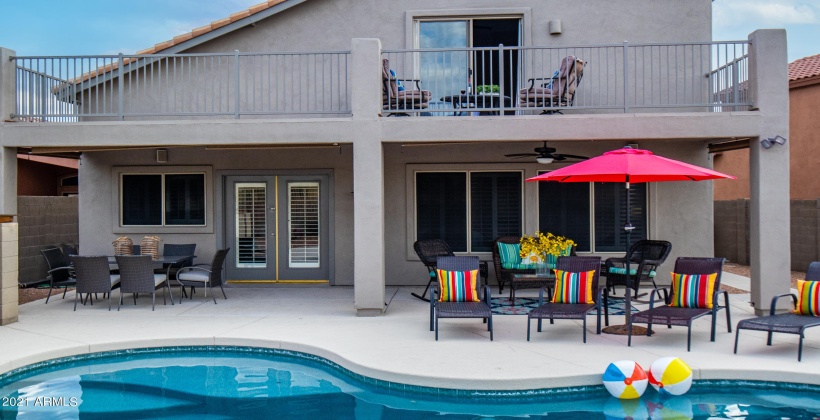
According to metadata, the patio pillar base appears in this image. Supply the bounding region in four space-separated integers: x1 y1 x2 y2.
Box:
356 308 384 317
601 324 650 336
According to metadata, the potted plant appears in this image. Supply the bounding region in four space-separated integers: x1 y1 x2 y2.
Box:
475 84 500 95
519 231 575 274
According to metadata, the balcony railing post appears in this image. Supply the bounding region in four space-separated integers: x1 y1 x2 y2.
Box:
498 44 505 115
117 53 124 120
234 50 240 119
623 41 629 113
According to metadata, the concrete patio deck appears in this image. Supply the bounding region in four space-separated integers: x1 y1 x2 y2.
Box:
0 271 817 391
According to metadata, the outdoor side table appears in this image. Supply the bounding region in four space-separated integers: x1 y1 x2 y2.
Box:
510 273 555 302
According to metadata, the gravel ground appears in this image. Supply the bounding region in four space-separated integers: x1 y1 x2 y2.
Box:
18 287 72 305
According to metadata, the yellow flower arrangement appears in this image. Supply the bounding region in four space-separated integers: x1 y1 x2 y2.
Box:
519 231 575 263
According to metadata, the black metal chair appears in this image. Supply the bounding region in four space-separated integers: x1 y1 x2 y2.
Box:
430 256 493 341
604 239 672 299
59 243 78 257
115 255 170 311
40 247 77 303
176 248 230 304
629 257 730 350
492 236 534 295
159 243 196 280
734 261 820 361
527 256 603 343
70 255 120 311
412 239 454 301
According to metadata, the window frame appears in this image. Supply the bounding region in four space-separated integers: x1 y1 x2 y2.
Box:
411 168 524 254
112 165 213 234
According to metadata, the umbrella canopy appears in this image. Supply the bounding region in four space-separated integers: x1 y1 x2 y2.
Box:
526 147 735 184
526 147 734 337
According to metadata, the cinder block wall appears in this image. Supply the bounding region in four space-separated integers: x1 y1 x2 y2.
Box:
715 199 819 271
18 196 79 285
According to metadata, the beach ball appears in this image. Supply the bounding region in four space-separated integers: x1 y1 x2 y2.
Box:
603 360 648 399
648 357 692 396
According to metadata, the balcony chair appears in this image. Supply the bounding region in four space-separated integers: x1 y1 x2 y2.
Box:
734 261 820 361
176 248 230 304
604 239 672 300
70 255 120 311
519 55 586 114
430 256 493 341
115 255 170 311
382 58 431 116
628 257 730 351
40 247 77 303
412 239 454 302
527 256 603 343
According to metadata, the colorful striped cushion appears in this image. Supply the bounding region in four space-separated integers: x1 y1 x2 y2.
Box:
504 262 539 270
794 280 819 316
497 242 522 269
668 272 718 309
436 269 480 302
551 269 595 304
607 267 657 277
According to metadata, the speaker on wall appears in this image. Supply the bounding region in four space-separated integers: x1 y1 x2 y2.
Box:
156 149 168 163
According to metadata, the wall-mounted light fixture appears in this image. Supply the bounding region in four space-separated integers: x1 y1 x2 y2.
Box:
156 148 168 163
549 20 562 35
760 135 786 149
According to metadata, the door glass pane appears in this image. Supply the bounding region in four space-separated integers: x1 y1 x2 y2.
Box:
416 172 467 252
470 172 522 252
594 183 647 252
236 183 267 268
419 20 469 107
538 181 591 252
289 182 320 268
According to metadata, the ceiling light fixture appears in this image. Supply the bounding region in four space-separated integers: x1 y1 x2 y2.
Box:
536 156 554 164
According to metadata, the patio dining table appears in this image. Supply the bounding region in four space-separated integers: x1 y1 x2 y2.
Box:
107 255 196 305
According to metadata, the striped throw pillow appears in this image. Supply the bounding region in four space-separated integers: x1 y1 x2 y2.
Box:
668 272 718 309
794 280 819 316
497 242 521 269
551 269 595 304
436 269 480 302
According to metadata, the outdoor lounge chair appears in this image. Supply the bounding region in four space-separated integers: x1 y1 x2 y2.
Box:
382 58 431 115
412 239 454 301
604 239 672 299
70 255 120 311
115 255 170 311
430 256 493 341
40 247 77 303
628 257 730 350
734 261 820 361
492 236 534 294
518 55 586 114
176 248 229 304
527 256 603 343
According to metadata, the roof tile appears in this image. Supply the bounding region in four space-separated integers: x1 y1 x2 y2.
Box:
789 54 820 81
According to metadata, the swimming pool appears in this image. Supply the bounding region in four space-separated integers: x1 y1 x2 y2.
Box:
0 346 817 419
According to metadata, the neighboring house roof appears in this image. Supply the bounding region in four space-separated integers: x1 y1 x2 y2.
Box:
789 54 820 89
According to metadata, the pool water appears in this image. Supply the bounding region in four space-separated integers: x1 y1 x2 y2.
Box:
0 347 817 419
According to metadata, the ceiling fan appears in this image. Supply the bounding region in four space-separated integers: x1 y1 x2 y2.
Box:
504 141 589 164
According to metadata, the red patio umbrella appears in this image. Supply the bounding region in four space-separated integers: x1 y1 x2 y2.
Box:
526 147 735 334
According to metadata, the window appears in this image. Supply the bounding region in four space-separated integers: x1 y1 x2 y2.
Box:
538 181 646 252
121 173 205 226
416 171 522 253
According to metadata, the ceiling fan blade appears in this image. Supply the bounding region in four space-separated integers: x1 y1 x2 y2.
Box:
504 153 539 158
554 153 589 160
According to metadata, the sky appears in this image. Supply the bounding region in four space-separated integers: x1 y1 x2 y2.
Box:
0 0 817 62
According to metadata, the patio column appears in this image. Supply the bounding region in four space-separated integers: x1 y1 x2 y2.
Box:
0 48 16 122
351 38 385 316
0 147 18 325
747 29 790 315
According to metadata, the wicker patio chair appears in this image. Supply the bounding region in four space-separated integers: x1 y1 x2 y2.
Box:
412 239 454 301
492 236 534 294
40 247 77 303
115 255 170 311
604 239 672 299
176 248 230 304
527 256 603 343
158 243 196 280
70 255 120 311
734 261 820 361
430 256 493 341
60 243 78 256
628 257 730 350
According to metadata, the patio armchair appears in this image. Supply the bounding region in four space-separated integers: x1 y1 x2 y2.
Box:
40 247 77 303
734 261 820 361
518 55 586 114
382 58 431 115
604 239 672 299
176 248 230 304
412 239 454 301
430 256 493 341
158 243 196 280
492 236 534 294
628 257 730 350
70 255 121 311
527 256 603 343
115 255 170 311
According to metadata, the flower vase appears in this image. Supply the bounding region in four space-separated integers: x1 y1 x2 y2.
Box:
536 261 550 276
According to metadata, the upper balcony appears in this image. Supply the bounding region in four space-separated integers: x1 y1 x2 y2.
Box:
9 41 751 123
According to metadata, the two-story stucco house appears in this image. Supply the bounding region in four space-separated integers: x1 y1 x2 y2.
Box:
0 0 790 323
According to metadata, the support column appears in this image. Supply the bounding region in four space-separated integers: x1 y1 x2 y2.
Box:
0 147 18 325
351 38 385 316
747 29 790 314
0 48 16 122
